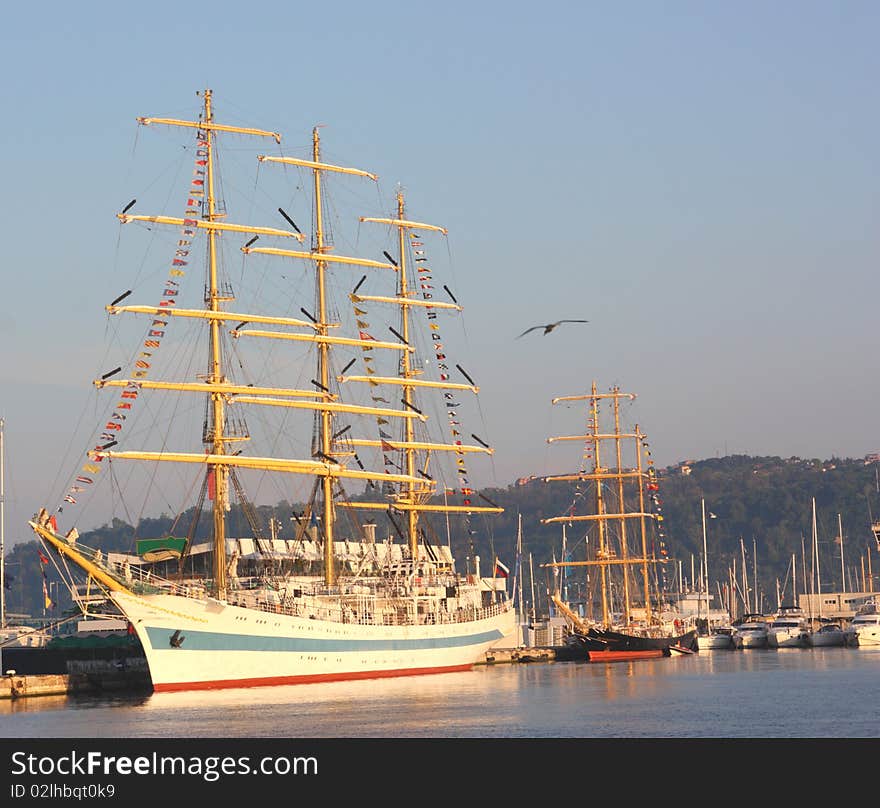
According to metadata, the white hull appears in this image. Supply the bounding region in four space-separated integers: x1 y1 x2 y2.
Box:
852 627 880 647
733 635 767 649
850 608 880 646
696 633 733 650
732 626 768 649
767 629 807 648
114 591 516 692
805 628 847 647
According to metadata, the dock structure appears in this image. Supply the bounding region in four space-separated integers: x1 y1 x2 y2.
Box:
0 656 150 700
1 672 92 699
481 647 559 664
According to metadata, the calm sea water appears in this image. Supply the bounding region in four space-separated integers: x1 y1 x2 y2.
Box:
2 646 878 739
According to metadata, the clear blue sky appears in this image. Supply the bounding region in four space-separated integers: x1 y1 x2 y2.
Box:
2 2 879 543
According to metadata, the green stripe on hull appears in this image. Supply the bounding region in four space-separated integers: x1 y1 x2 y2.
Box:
144 626 503 653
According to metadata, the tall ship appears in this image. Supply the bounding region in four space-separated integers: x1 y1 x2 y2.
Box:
539 382 697 660
29 89 515 692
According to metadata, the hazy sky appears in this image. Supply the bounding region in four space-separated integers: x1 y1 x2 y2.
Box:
2 2 879 543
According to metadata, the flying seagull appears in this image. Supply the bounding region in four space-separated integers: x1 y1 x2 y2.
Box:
516 319 589 338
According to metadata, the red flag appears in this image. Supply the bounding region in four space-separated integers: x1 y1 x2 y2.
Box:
38 550 50 565
207 468 216 500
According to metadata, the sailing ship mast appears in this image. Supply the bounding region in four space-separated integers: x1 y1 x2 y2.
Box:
331 189 503 563
811 496 822 610
701 498 710 627
94 90 300 599
240 135 438 586
515 513 525 625
541 382 664 629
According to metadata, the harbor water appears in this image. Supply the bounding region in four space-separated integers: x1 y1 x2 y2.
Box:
2 645 877 739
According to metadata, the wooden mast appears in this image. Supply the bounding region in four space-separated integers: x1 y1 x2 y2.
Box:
132 89 287 601
248 137 439 586
395 190 420 559
202 90 231 599
611 386 632 623
311 126 337 587
592 383 610 626
356 191 501 563
635 422 652 624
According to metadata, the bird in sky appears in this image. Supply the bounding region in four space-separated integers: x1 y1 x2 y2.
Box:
515 319 589 338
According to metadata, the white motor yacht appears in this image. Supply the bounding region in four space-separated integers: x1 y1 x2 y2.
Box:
766 606 809 648
696 625 734 650
731 615 769 649
850 600 880 647
805 621 847 647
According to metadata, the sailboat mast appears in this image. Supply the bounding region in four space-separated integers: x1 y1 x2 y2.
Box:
813 497 822 600
394 191 421 561
838 512 846 593
516 513 524 624
309 127 339 588
702 498 710 625
201 90 231 600
560 524 567 602
753 537 759 612
611 389 632 622
634 422 651 623
589 383 611 626
529 552 536 620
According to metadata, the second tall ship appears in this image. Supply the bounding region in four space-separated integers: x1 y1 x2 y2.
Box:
30 89 515 692
541 382 697 660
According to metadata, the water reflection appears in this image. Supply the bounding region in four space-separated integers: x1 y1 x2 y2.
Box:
2 649 879 738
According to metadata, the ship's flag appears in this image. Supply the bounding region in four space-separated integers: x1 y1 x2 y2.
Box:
494 557 509 578
42 575 53 610
39 553 54 610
